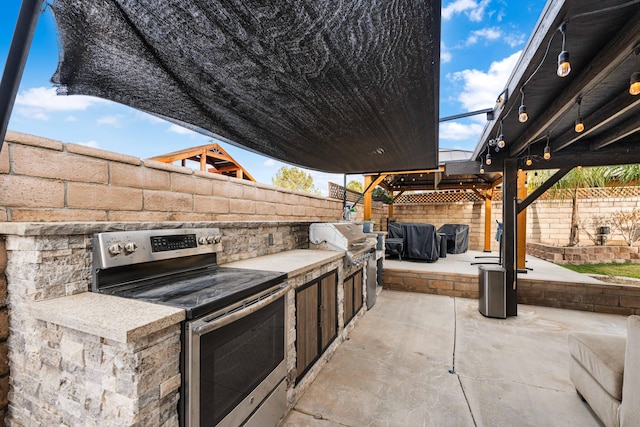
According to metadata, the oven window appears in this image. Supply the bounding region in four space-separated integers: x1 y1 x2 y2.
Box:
199 296 285 426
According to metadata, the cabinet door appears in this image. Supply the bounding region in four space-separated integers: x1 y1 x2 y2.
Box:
343 275 353 323
320 271 337 351
353 269 363 313
296 283 319 377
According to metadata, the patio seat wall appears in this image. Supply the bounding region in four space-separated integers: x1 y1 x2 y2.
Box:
382 268 640 315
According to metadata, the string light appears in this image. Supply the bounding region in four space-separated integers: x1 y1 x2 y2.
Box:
518 88 528 123
497 128 505 148
479 156 485 174
543 136 551 160
485 152 492 165
574 96 584 133
631 46 640 96
557 22 571 78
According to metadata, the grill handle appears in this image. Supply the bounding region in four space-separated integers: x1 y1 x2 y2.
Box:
194 284 289 336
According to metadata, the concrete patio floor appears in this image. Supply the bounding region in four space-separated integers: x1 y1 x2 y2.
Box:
281 290 627 427
383 249 606 284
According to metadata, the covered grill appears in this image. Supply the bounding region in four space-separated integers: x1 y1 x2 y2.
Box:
309 222 376 266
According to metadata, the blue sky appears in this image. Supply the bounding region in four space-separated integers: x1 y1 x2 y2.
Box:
1 0 546 194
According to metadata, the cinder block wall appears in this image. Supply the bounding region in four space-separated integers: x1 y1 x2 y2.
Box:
392 195 640 251
0 132 343 223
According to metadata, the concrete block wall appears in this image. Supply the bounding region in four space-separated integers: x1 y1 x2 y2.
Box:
526 198 640 247
0 131 342 223
391 194 640 251
527 242 640 265
382 269 640 315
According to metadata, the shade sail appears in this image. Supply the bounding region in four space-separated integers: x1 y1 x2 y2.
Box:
50 0 440 174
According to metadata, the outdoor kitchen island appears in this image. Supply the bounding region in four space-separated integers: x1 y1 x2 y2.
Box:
1 222 372 427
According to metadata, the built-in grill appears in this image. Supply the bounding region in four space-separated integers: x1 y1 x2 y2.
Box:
309 222 376 266
92 228 288 427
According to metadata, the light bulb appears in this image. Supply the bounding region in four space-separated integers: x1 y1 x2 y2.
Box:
557 51 571 77
480 167 485 174
630 72 640 96
485 154 492 165
574 117 584 133
497 135 505 148
525 157 532 166
518 105 528 123
543 145 551 160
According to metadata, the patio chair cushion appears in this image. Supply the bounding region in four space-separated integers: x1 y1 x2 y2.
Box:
568 331 625 401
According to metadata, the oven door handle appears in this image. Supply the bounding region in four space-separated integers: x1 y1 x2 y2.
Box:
194 285 289 336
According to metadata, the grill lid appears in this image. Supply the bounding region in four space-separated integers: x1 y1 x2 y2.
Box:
309 222 375 265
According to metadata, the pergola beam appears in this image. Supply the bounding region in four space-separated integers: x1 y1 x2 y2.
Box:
589 115 640 151
517 167 572 213
552 90 640 153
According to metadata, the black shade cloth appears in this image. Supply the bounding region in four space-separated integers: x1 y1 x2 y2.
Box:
437 224 469 254
387 222 439 262
50 0 441 174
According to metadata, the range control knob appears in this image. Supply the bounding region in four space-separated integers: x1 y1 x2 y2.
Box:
206 236 214 244
198 237 207 245
108 243 123 256
124 242 138 254
214 235 222 243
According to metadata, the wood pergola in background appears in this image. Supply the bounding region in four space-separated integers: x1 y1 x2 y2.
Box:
362 152 504 253
149 143 256 181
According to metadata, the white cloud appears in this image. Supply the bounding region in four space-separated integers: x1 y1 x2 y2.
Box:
439 122 485 141
168 124 196 135
503 31 526 48
97 115 123 127
15 87 106 112
77 140 100 149
449 50 521 112
64 115 78 122
15 107 49 121
441 42 452 63
442 0 490 22
466 27 502 45
263 159 276 167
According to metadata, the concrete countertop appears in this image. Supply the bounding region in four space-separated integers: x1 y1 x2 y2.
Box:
223 249 344 277
29 292 185 343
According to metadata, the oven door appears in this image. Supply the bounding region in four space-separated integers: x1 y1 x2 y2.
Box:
185 284 288 427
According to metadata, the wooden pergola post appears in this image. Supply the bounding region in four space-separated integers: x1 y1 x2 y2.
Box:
363 174 387 221
364 175 373 220
484 188 493 252
517 169 528 270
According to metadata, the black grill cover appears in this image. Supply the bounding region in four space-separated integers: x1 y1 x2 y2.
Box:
50 0 441 174
388 222 439 262
437 223 469 254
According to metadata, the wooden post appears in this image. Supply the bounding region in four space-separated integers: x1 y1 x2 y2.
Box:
517 170 528 270
363 175 373 220
199 149 207 171
484 188 493 252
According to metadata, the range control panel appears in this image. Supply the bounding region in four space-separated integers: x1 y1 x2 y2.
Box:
93 228 222 269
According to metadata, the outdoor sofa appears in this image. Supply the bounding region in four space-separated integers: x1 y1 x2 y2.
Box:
568 315 640 427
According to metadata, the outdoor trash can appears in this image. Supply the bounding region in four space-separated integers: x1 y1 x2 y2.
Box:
478 265 506 319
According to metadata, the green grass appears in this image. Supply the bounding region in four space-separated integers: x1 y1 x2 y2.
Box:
561 263 640 279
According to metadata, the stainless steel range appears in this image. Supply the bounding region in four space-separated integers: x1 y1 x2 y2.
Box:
92 228 288 427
